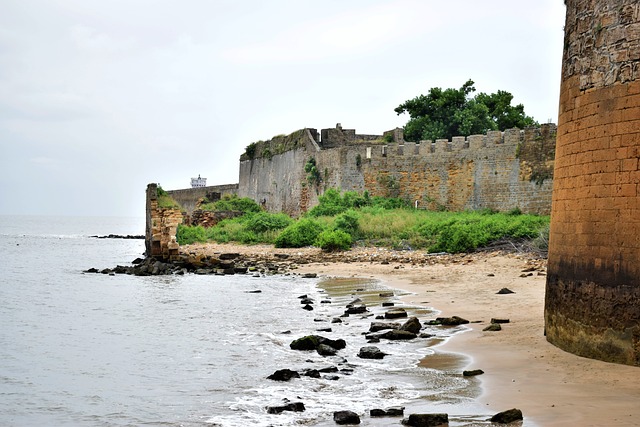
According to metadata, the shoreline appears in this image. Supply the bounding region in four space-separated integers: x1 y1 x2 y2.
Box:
295 255 640 427
182 243 640 426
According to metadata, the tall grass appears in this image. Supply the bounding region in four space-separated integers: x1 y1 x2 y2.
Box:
176 189 550 253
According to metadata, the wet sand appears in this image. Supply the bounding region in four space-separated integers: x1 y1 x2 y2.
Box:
184 243 640 426
295 251 640 427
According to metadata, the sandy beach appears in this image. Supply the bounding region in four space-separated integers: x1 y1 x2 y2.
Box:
184 243 640 426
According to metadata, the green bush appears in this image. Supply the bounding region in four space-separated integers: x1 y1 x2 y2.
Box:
201 194 262 213
243 212 293 234
274 218 325 248
176 224 207 245
334 209 360 237
315 230 352 252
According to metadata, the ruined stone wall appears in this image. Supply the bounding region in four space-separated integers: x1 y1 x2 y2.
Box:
167 184 238 215
545 0 640 366
145 183 183 261
237 125 556 217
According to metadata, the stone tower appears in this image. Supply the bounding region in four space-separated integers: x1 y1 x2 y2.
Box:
545 0 640 365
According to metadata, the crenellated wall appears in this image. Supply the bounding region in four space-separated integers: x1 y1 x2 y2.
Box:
238 124 556 217
545 0 640 366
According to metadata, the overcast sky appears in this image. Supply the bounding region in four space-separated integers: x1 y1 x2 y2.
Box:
0 0 566 218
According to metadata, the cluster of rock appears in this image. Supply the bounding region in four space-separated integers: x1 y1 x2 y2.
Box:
84 252 321 277
259 289 523 425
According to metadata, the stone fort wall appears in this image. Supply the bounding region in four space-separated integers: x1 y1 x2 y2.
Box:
238 124 556 217
545 0 640 366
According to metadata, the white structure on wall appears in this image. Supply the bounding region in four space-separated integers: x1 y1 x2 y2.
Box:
191 174 207 188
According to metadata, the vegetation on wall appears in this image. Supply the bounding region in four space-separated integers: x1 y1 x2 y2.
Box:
241 129 308 161
395 79 538 141
304 157 321 187
199 194 262 213
157 186 181 209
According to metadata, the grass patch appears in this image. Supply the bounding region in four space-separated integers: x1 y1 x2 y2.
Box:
176 189 549 253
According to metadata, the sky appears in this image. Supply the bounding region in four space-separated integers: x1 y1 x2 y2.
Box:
0 0 566 217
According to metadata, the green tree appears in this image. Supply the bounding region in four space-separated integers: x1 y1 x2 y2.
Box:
395 80 538 142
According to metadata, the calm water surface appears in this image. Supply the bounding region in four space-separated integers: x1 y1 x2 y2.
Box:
0 215 496 426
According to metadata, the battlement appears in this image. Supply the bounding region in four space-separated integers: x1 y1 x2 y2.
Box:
319 123 404 148
363 123 556 160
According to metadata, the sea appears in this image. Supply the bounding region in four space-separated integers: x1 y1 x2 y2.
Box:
0 215 497 426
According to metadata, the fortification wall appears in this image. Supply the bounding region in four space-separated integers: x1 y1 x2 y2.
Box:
238 129 321 216
357 125 555 214
167 184 238 215
545 0 640 366
237 124 555 217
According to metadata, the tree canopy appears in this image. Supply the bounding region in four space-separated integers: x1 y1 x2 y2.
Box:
394 80 538 142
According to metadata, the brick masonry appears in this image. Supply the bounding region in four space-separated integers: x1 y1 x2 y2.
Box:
545 0 640 366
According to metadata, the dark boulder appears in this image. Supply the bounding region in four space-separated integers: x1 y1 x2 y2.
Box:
463 369 484 377
371 407 404 417
369 322 401 332
400 317 422 334
382 302 395 307
428 316 469 326
266 401 305 414
302 369 320 378
317 344 337 356
290 335 345 351
267 369 299 381
483 324 502 331
490 408 523 424
319 337 346 350
491 318 510 324
379 291 394 297
334 410 360 425
345 304 367 315
402 413 448 426
496 288 515 294
379 330 417 340
302 304 314 311
300 298 314 305
290 335 320 350
385 308 408 319
358 346 386 359
331 318 343 324
302 273 317 278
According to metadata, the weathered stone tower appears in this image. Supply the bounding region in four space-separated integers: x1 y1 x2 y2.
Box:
545 0 640 365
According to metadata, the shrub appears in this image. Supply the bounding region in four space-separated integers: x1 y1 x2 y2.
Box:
274 218 325 248
307 189 369 217
243 212 293 234
315 230 352 252
176 224 207 245
201 194 262 213
334 209 360 237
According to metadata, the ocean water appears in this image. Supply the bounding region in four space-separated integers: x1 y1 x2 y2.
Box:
0 215 494 426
